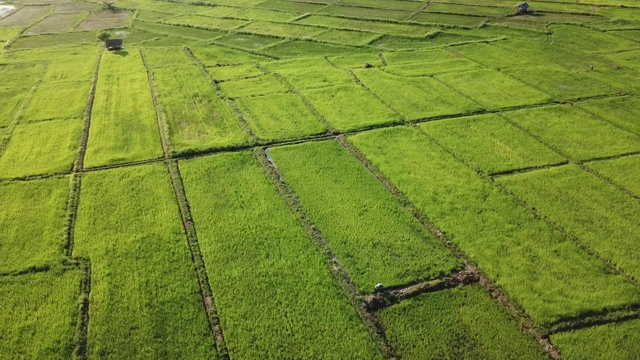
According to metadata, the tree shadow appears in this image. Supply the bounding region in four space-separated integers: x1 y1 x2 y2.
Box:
112 50 128 57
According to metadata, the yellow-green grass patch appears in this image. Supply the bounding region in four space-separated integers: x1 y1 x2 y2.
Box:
73 164 216 359
302 84 402 131
236 93 326 141
142 46 194 68
312 28 378 46
340 0 425 11
164 15 247 31
263 39 373 57
152 65 249 154
233 7 299 22
0 176 69 274
219 74 288 98
189 44 268 65
420 114 566 174
380 285 548 359
214 32 283 50
586 154 640 197
180 151 382 359
435 69 551 109
0 89 28 127
279 66 354 90
383 58 481 77
0 119 82 178
348 126 640 327
498 164 640 280
503 105 640 161
551 317 640 359
410 12 487 27
319 5 413 21
355 68 481 120
206 64 264 81
297 15 434 36
426 3 514 17
328 53 384 69
0 269 82 358
134 20 225 40
241 21 325 38
0 62 44 89
269 140 460 291
21 81 91 122
550 25 639 54
256 0 325 13
84 51 163 167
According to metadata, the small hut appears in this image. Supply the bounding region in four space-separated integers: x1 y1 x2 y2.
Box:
515 2 530 14
106 39 123 51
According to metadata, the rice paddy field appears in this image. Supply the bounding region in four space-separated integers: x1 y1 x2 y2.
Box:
1 0 640 358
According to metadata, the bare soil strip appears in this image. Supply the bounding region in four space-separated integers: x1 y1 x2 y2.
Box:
255 147 398 359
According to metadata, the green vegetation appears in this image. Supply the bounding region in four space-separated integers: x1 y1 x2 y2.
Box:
85 51 163 167
142 47 193 68
435 69 551 110
503 105 640 161
550 25 639 54
256 0 325 13
354 68 481 120
242 21 324 38
576 96 640 136
0 269 82 359
269 140 460 291
348 126 640 327
586 155 640 197
312 28 378 46
410 12 487 27
296 15 433 36
380 285 547 359
206 64 263 81
278 66 353 90
189 45 267 65
319 5 413 21
0 176 69 274
498 165 640 280
73 164 216 359
551 319 640 360
420 114 565 174
0 89 27 127
152 65 248 154
302 84 402 131
263 39 372 57
236 93 326 140
22 81 91 122
218 74 288 98
180 152 382 358
340 0 424 11
165 15 248 31
0 119 82 178
214 32 283 50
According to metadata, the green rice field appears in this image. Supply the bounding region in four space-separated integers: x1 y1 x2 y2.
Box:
1 0 640 358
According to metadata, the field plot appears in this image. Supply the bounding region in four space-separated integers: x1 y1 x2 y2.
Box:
21 81 91 122
219 74 288 98
450 42 532 68
296 15 434 36
278 66 353 90
164 15 247 31
348 126 640 327
206 63 263 81
134 21 224 41
142 46 194 68
180 152 382 359
42 47 99 82
379 285 546 359
355 68 481 120
551 318 640 360
263 39 372 57
420 114 566 174
0 6 49 27
73 164 216 359
504 66 618 101
236 93 326 140
606 49 640 72
410 12 487 27
54 1 98 12
434 69 551 110
0 269 82 359
241 21 324 38
75 10 132 31
256 0 325 13
8 31 96 49
550 25 639 54
319 5 413 21
577 96 640 136
234 7 300 22
340 0 425 11
24 12 85 34
586 155 640 197
85 51 163 168
0 89 28 127
0 176 69 274
328 53 384 69
425 3 513 16
214 32 282 50
503 105 640 161
498 165 640 280
302 84 402 131
269 141 460 290
151 65 249 154
312 28 378 46
0 26 19 45
189 45 267 66
383 58 480 77
0 119 82 178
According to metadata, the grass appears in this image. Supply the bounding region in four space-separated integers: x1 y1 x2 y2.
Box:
206 64 264 81
219 74 289 98
410 12 487 27
0 176 69 274
42 51 99 83
426 3 513 17
21 81 91 122
296 15 433 36
354 68 481 120
498 164 640 280
435 69 551 110
348 126 640 327
152 65 249 154
382 48 458 64
9 32 96 49
319 5 413 22
0 119 82 178
142 47 194 68
586 155 640 197
504 66 618 101
327 53 384 69
379 285 547 359
450 42 532 68
189 45 268 66
420 114 566 174
550 25 639 54
370 32 487 51
135 21 224 40
179 151 383 359
268 140 460 291
263 39 372 57
85 51 163 168
0 269 82 359
340 0 424 11
301 84 402 131
164 15 247 31
576 96 640 136
233 7 300 22
256 0 325 13
241 21 325 38
551 318 640 359
236 93 326 140
312 28 378 46
0 89 27 127
503 105 640 161
214 32 283 50
383 59 481 77
279 66 354 90
73 164 216 359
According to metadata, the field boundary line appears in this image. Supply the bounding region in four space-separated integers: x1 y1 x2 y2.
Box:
140 48 173 157
75 50 103 171
165 160 228 358
490 161 571 177
548 306 640 335
63 173 82 258
255 147 398 359
184 46 258 143
337 135 561 360
74 258 91 360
